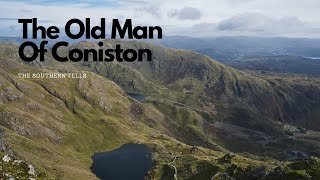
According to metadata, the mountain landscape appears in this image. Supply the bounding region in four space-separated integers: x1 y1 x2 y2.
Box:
151 36 320 61
225 55 320 76
0 39 320 179
148 36 320 77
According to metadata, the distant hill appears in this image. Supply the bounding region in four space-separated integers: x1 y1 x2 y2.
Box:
225 55 320 76
150 36 320 61
0 36 22 44
4 35 320 60
0 36 90 47
148 36 320 76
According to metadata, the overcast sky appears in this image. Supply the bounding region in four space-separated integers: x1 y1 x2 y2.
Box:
0 0 319 38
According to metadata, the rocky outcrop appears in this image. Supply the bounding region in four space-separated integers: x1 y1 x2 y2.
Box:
0 153 48 179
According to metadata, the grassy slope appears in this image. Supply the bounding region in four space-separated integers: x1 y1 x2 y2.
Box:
60 40 320 157
0 44 264 179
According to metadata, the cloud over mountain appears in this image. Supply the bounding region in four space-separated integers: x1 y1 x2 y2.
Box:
168 6 202 20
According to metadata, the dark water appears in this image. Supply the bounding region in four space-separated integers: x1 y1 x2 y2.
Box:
90 144 153 180
127 93 146 102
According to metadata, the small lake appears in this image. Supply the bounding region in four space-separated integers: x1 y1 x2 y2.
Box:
90 144 153 180
127 93 146 102
306 57 320 60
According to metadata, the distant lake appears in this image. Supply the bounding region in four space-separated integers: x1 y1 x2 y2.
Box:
90 144 153 180
306 57 320 60
127 93 146 102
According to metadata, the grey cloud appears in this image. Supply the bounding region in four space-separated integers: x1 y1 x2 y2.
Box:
169 6 202 20
135 6 162 18
217 13 307 34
